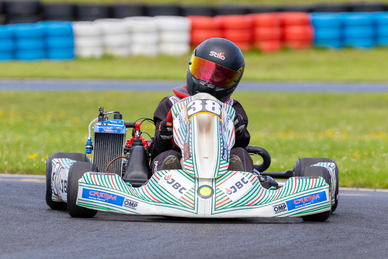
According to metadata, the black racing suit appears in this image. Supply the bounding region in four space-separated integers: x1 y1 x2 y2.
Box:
150 86 253 174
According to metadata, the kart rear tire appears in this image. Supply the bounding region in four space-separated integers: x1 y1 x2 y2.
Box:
294 157 339 212
298 166 332 222
67 162 98 218
45 152 90 210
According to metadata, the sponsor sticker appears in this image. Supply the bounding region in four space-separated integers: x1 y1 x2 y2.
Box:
209 51 225 60
158 171 192 199
82 188 124 206
273 203 288 214
123 198 138 210
197 185 214 199
286 191 327 211
218 172 253 202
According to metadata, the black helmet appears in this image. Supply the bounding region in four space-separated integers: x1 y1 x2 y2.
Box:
186 38 245 102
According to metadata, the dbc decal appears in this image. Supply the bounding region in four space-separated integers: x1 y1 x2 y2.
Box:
82 188 124 206
286 191 327 211
164 174 187 195
123 198 138 210
225 177 249 195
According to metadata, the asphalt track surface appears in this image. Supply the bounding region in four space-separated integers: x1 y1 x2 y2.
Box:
1 79 388 92
1 174 388 259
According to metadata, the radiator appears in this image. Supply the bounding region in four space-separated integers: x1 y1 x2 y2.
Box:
93 132 126 175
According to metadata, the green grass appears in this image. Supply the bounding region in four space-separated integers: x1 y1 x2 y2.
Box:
1 91 387 189
1 48 388 82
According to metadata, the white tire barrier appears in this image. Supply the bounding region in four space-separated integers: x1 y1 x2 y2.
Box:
95 19 131 57
125 17 159 56
73 21 103 58
155 16 191 55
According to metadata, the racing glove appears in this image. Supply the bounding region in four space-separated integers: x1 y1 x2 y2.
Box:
234 113 246 134
159 120 173 140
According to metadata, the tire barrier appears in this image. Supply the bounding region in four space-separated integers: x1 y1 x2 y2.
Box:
95 19 130 57
73 21 103 58
1 2 388 61
280 12 313 50
43 3 75 22
217 15 253 51
156 16 190 55
125 16 159 56
5 0 41 24
374 12 388 46
342 12 375 48
0 25 14 61
311 13 343 49
251 13 282 53
44 21 74 60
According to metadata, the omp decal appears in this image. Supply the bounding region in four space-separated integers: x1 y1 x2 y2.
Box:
123 198 138 210
158 171 192 199
273 203 288 214
218 172 253 202
286 191 327 211
82 188 124 206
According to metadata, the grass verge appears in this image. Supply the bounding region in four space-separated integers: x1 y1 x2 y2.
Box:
1 91 387 189
1 48 388 82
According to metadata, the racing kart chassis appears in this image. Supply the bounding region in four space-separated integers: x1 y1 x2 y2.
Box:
46 94 339 221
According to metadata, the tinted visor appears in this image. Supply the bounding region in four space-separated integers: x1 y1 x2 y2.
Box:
189 56 243 87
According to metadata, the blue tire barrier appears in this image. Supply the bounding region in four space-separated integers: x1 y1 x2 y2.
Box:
46 36 74 49
341 13 374 26
0 39 15 51
15 49 46 61
47 48 75 60
41 21 73 36
16 38 45 50
0 51 14 61
377 26 388 37
376 37 388 45
12 24 45 38
314 38 343 48
314 27 342 39
311 13 342 27
343 38 375 48
373 12 388 25
0 26 13 38
343 26 374 38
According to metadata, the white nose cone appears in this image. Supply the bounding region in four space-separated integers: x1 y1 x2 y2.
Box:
193 112 219 179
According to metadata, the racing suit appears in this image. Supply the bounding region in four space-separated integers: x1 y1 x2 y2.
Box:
151 86 253 174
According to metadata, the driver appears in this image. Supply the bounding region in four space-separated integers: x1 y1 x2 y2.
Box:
151 38 253 174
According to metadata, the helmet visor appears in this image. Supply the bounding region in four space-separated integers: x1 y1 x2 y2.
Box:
189 56 243 87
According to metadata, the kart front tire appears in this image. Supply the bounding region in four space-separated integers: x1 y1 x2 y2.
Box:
67 162 98 218
45 152 90 210
294 157 339 212
298 166 332 222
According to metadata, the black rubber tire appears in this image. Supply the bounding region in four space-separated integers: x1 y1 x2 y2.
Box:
298 166 332 222
281 5 314 13
248 6 282 14
181 5 214 17
215 5 248 15
67 162 98 218
312 3 351 13
350 3 387 12
111 4 146 18
294 157 339 212
5 1 40 15
45 152 90 210
146 5 181 16
42 3 75 20
75 4 110 21
7 15 41 24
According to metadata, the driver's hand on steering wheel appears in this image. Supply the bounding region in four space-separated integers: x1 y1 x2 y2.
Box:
159 120 173 140
234 113 246 134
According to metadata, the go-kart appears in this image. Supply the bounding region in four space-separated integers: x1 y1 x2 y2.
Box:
46 93 339 221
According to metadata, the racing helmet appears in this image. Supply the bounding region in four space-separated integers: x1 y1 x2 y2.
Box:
186 38 245 102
